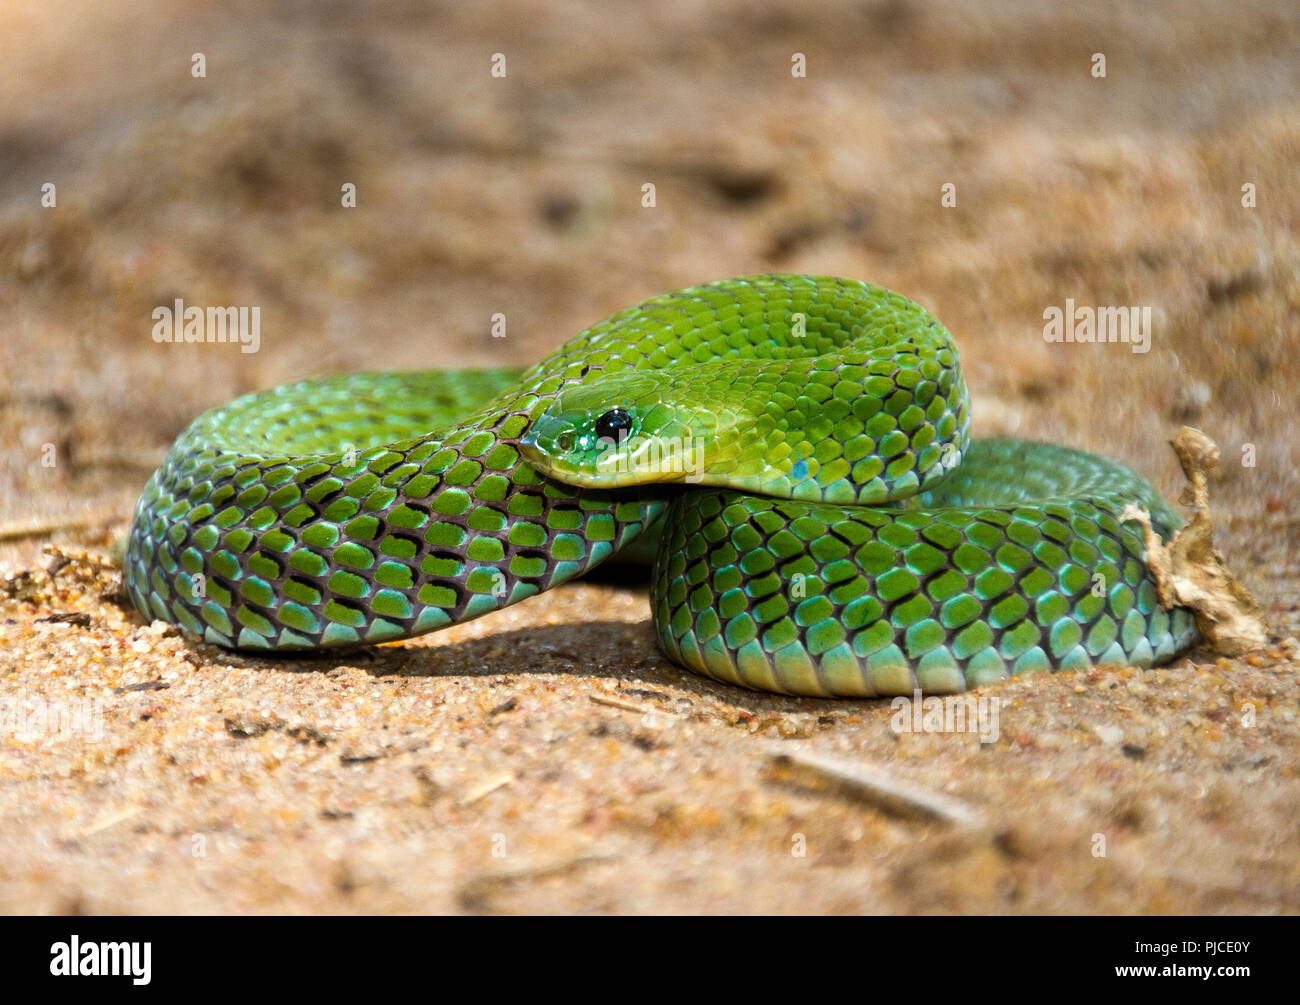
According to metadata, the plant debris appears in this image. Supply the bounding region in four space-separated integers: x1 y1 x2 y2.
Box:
1123 427 1270 656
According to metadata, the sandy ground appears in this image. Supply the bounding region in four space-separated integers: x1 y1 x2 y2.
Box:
0 0 1297 913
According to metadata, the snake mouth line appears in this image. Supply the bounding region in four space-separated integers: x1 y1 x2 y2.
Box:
521 425 708 488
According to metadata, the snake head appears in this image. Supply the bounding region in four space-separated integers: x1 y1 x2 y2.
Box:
520 371 724 487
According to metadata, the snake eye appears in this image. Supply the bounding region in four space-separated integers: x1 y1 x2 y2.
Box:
594 408 634 442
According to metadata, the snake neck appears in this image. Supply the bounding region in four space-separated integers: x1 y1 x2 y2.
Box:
519 275 972 506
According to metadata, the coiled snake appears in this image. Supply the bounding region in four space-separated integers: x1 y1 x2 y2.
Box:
126 275 1197 697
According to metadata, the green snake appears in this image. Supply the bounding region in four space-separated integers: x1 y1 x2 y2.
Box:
126 274 1197 697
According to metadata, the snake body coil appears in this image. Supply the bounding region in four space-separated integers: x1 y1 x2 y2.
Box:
126 275 1197 697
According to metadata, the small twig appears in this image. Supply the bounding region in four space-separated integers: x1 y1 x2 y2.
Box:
766 748 983 827
457 853 620 909
70 448 166 471
459 771 515 806
35 612 92 627
0 510 125 543
67 805 143 841
113 679 168 694
589 693 680 719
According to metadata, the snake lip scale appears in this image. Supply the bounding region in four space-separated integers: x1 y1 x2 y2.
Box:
126 274 1198 698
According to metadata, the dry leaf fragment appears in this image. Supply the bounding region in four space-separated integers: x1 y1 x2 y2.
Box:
1121 427 1268 656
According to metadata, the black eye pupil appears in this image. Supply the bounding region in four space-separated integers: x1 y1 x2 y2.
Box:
595 408 633 442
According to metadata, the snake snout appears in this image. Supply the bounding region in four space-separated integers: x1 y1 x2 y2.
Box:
519 410 581 468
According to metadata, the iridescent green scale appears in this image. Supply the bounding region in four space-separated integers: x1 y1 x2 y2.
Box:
126 275 1197 696
127 368 664 650
650 440 1197 697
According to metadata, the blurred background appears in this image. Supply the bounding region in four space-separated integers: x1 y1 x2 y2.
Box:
0 0 1296 913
